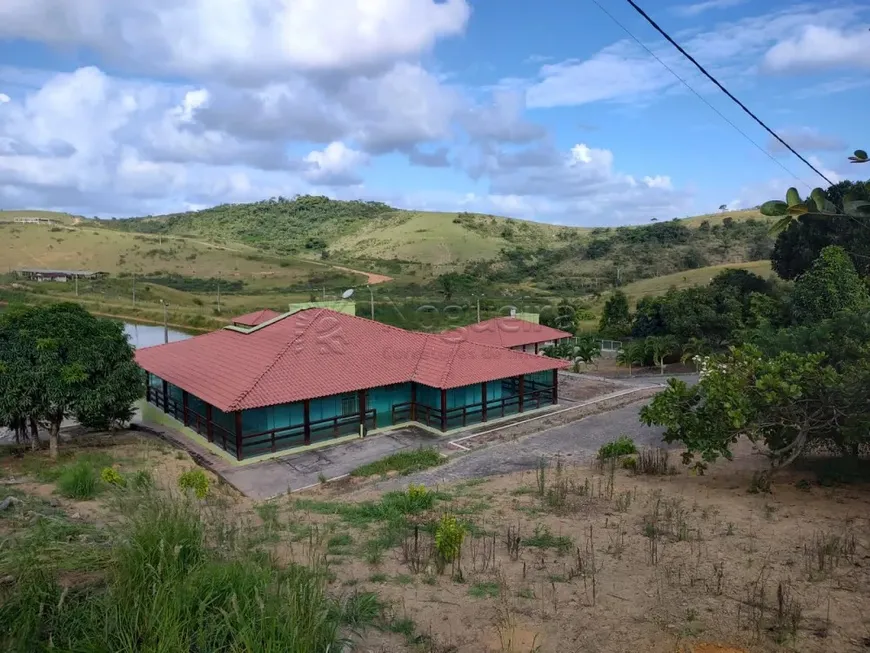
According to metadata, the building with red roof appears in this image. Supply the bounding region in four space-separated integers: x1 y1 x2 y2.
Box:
230 308 282 327
441 316 573 354
137 308 568 460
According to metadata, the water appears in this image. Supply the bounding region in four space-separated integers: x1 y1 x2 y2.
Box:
124 322 193 349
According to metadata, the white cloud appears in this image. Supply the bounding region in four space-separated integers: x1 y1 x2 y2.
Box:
768 127 846 155
763 26 870 73
0 0 470 81
524 6 865 108
643 175 673 190
671 0 747 18
0 93 9 104
304 142 368 186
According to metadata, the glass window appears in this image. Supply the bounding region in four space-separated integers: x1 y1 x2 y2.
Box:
341 393 359 416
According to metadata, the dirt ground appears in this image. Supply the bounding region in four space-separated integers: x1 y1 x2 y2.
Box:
289 439 870 653
2 432 869 653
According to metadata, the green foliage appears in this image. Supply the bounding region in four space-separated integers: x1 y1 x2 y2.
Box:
640 343 870 473
523 524 573 554
599 290 632 339
130 469 154 490
0 303 144 457
598 435 638 460
100 467 125 487
434 513 465 563
468 582 500 598
350 448 443 477
177 469 210 498
791 246 869 324
0 494 348 651
56 461 101 499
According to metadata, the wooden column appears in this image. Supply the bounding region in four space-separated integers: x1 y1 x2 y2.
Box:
410 383 417 421
481 382 488 423
234 411 243 461
162 379 169 413
440 388 448 431
552 369 559 405
303 399 311 445
358 389 367 432
518 375 525 413
182 391 189 426
205 404 214 442
534 342 539 355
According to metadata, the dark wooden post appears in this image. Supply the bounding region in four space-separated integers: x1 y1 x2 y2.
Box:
358 389 367 431
481 382 488 423
534 342 539 354
303 399 311 445
518 375 525 413
552 369 559 405
410 383 417 421
440 388 447 431
205 404 214 442
234 411 243 461
182 391 189 427
162 379 169 413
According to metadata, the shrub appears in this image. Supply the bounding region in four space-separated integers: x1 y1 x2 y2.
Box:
130 470 154 490
598 435 638 460
57 462 100 499
100 467 126 487
434 513 465 564
178 469 210 498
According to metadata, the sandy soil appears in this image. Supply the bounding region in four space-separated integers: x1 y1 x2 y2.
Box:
286 438 870 653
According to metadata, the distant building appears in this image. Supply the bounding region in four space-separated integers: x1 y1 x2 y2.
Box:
15 268 107 283
12 217 54 225
441 316 573 354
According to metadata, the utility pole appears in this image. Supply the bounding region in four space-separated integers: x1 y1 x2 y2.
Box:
74 274 78 297
367 285 374 320
132 276 136 307
160 300 169 344
216 271 221 314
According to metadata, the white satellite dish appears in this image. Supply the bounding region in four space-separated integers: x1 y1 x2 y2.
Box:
341 288 355 299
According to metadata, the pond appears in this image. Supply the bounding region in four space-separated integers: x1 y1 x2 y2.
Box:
124 322 193 349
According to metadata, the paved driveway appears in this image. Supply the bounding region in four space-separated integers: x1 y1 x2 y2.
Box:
222 427 443 499
371 399 673 491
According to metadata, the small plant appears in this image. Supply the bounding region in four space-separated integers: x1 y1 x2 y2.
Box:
407 483 428 502
318 472 328 484
468 581 500 598
434 513 465 564
795 478 812 492
57 462 100 499
535 456 547 496
178 469 210 498
100 467 126 487
350 448 443 477
598 435 638 460
634 448 672 476
130 469 154 490
615 490 632 513
523 524 572 555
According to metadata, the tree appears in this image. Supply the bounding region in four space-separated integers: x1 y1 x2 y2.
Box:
555 299 579 334
645 335 679 375
0 304 143 458
640 345 868 474
571 335 601 371
598 290 631 339
771 210 870 280
791 246 869 324
616 340 646 376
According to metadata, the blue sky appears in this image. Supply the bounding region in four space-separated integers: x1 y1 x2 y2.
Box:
0 0 867 225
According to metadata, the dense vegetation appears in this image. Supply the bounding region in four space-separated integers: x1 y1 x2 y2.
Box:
103 195 397 255
0 303 143 458
637 168 870 479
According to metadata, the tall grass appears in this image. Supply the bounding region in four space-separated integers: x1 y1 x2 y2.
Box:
0 492 355 652
56 461 101 499
350 448 443 477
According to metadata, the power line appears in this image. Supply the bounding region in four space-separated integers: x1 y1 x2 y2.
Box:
621 0 835 187
588 0 811 191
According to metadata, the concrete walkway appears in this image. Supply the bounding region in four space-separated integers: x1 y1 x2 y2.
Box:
220 427 443 500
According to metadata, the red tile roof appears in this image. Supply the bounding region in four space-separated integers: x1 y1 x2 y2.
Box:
230 308 281 327
136 309 568 412
441 317 573 349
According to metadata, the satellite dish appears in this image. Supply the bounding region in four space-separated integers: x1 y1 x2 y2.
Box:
341 288 354 299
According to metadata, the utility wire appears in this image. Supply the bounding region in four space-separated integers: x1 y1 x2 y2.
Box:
589 0 811 191
622 0 835 187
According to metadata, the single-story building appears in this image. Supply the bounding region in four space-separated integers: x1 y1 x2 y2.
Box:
441 316 574 354
136 308 568 460
15 268 106 282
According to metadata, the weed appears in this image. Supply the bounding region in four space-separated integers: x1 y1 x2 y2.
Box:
177 468 210 498
57 462 101 499
468 581 500 598
327 533 354 548
100 467 125 487
368 572 388 583
634 448 672 476
535 456 547 496
339 591 384 627
350 448 443 477
256 502 280 530
523 524 572 555
505 524 522 561
516 587 535 599
434 513 465 564
597 435 638 460
318 472 328 484
130 470 154 490
615 490 632 513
